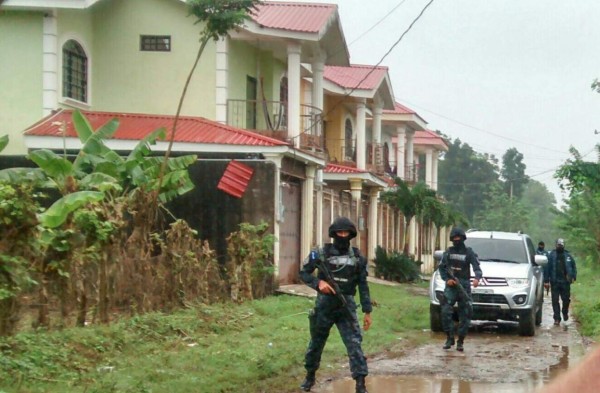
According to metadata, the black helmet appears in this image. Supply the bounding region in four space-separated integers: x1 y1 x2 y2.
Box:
328 217 357 239
449 227 466 241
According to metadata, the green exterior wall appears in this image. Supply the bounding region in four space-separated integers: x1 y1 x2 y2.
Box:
0 12 44 155
89 0 216 118
228 40 287 130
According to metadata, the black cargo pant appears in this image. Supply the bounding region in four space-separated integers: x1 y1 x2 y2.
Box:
304 294 367 379
550 280 571 322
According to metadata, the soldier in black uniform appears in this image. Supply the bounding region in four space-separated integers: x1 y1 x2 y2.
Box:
299 217 372 393
438 227 482 352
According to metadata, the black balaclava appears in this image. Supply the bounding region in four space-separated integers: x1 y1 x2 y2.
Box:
328 217 357 253
333 235 350 252
452 238 464 248
449 227 466 249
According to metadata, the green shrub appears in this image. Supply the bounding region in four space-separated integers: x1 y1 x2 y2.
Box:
374 246 422 283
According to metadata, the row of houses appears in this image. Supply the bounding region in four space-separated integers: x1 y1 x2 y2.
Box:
0 0 451 284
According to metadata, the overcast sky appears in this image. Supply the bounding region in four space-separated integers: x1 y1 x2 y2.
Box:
298 0 600 205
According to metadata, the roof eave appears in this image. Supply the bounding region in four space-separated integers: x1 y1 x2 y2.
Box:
322 172 388 188
24 136 326 166
2 0 102 9
382 113 428 131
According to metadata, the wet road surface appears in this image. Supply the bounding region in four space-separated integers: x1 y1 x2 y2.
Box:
313 300 586 392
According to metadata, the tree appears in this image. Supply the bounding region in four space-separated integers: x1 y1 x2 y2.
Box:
437 138 499 223
519 179 560 245
473 182 530 232
156 0 261 204
501 147 528 199
380 179 466 256
555 146 600 265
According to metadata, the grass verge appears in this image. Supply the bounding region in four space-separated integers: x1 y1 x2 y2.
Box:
571 260 600 342
0 282 430 393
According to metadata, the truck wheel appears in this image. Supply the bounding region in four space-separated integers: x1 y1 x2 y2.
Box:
519 308 536 336
430 304 443 332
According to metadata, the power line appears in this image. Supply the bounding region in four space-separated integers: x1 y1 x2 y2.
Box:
436 146 597 186
398 98 570 156
293 0 437 141
347 0 410 46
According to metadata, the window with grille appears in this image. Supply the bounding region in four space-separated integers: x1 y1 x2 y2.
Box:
62 40 87 103
140 35 171 52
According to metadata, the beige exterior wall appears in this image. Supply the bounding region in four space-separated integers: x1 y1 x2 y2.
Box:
324 95 351 163
0 11 44 154
89 0 215 117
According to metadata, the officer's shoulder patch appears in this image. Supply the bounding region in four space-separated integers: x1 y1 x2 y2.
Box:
310 250 319 260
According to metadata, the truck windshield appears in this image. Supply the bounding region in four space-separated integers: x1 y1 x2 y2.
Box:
465 238 528 264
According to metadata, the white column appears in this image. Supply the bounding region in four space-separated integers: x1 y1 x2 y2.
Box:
425 148 433 188
215 37 229 124
302 165 316 258
373 105 383 144
315 169 324 247
406 130 415 181
356 100 367 170
409 218 417 256
43 11 58 115
368 188 380 263
349 178 363 232
377 200 390 248
287 43 302 148
311 55 325 111
396 125 406 179
263 154 283 279
432 151 439 191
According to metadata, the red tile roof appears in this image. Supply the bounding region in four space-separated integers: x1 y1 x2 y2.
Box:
251 1 337 33
24 109 288 147
383 102 416 115
413 130 448 149
324 163 368 174
324 64 388 91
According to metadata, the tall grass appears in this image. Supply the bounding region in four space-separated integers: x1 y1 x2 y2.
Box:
571 260 600 341
0 282 430 393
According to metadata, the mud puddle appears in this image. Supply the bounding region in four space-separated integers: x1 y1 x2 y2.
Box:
313 301 586 392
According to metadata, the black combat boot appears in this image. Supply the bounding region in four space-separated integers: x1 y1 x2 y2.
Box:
456 336 465 352
443 334 455 349
355 375 368 393
300 371 316 391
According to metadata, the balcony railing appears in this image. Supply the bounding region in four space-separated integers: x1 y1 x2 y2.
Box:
226 99 324 152
326 138 356 165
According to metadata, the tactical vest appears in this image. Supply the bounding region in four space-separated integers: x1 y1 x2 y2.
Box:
318 245 360 295
446 249 472 281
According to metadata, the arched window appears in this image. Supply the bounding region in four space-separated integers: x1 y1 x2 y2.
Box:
62 40 87 102
344 118 355 161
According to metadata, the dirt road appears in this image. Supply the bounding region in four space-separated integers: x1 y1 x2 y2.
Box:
314 299 589 392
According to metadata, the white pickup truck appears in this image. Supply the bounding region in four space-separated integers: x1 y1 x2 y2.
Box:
429 230 548 336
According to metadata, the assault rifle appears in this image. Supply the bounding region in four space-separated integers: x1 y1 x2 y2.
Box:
312 250 361 332
445 265 473 318
315 255 351 315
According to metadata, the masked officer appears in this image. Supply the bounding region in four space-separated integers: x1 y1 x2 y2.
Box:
544 238 577 325
299 217 372 393
438 227 482 351
536 241 549 258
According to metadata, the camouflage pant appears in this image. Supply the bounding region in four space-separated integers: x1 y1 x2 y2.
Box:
304 294 367 379
442 283 472 337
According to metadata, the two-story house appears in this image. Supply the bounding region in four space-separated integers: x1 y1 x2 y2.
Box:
1 0 448 283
